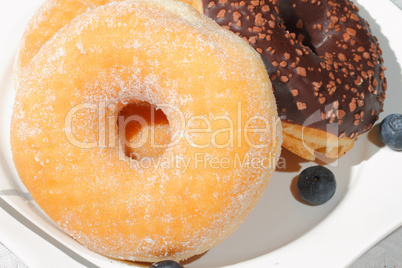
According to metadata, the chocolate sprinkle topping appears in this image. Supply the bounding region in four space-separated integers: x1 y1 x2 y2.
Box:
201 0 386 138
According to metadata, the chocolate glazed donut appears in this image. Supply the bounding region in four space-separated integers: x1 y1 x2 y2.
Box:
190 0 386 160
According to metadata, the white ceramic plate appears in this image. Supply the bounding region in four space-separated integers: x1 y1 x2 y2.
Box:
1 0 402 267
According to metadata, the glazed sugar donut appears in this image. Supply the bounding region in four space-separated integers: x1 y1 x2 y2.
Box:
188 0 387 160
11 0 281 262
13 0 193 89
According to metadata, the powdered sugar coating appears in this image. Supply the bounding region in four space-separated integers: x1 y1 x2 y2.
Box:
11 0 281 262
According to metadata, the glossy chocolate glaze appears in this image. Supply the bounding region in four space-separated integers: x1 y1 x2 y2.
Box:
201 0 386 138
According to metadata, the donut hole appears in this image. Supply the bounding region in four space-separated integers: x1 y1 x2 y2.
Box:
278 0 317 54
117 102 171 160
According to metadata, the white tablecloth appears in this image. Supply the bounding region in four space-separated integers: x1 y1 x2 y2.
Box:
0 243 27 268
391 0 402 8
351 226 402 267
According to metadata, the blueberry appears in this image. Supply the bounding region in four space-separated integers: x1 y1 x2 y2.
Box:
297 166 336 205
379 114 402 151
149 260 183 268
